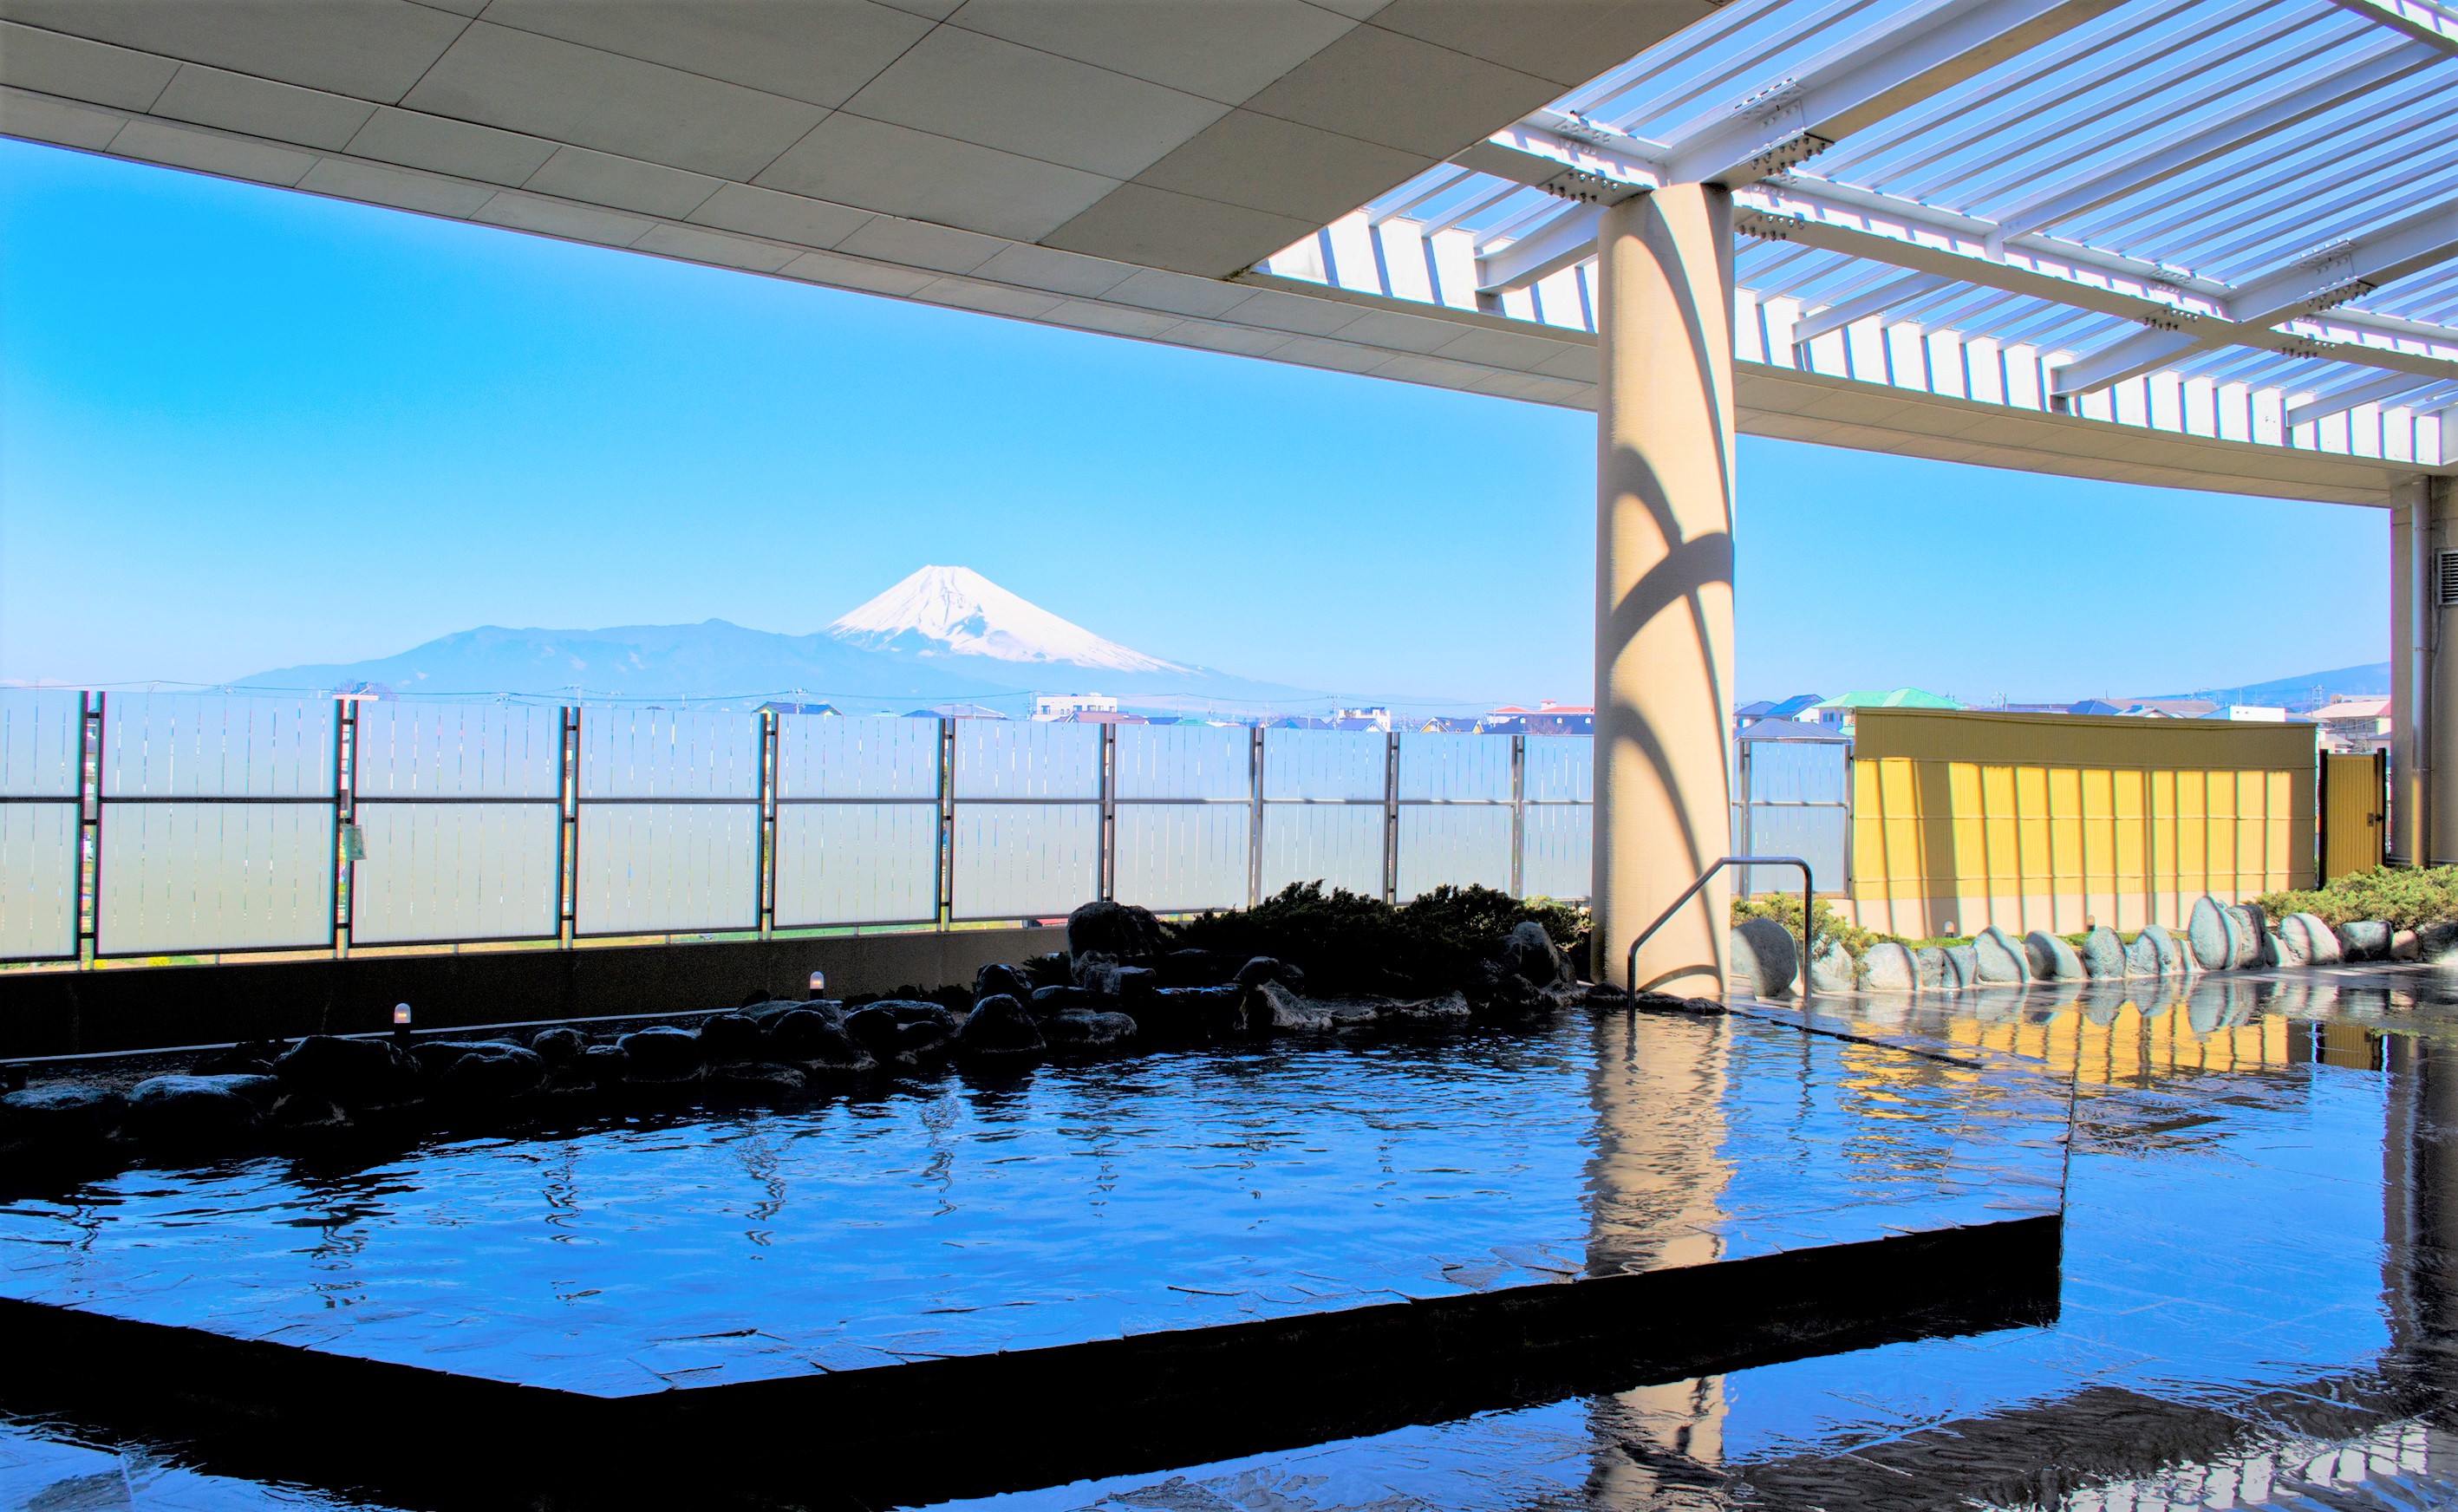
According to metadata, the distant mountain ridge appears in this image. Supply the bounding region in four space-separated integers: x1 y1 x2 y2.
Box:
2136 661 2389 712
238 566 1326 711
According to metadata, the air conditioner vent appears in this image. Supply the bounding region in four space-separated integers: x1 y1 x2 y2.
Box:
2439 550 2458 608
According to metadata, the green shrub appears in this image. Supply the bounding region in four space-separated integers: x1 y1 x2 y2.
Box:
1728 894 1907 957
1164 883 1588 994
2258 865 2458 931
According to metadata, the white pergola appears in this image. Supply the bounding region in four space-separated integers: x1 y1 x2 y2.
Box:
3 0 2455 985
1254 0 2458 505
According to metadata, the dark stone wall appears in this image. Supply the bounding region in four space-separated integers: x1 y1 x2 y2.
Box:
0 929 1052 1059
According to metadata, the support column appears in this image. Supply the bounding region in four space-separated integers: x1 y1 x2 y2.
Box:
2394 474 2458 866
1593 185 1736 996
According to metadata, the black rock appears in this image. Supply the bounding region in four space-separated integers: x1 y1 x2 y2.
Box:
409 1040 521 1079
530 1027 585 1064
697 1013 764 1062
737 999 809 1026
269 1092 351 1129
192 1040 280 1078
125 1074 274 1144
1155 948 1230 987
1233 956 1306 994
617 1026 705 1080
1136 986 1244 1041
973 963 1032 1003
579 1044 629 1084
1066 900 1163 962
844 1001 956 1068
704 1063 809 1100
766 1007 865 1068
959 994 1045 1056
0 1083 125 1150
1383 990 1474 1026
1242 981 1333 1033
273 1036 416 1106
1076 957 1157 1013
1042 1010 1138 1051
438 1046 546 1102
1028 985 1094 1015
1501 921 1574 987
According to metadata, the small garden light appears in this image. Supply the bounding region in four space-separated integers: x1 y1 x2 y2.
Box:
808 970 826 996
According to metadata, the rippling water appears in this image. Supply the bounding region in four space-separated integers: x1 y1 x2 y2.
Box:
0 1010 2065 1400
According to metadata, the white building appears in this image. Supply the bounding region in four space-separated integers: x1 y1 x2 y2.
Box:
1033 694 1117 721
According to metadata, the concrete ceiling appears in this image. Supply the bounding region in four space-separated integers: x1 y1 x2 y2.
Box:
0 0 1719 275
0 0 2435 505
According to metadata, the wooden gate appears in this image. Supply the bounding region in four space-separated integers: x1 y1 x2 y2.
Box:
2319 751 2386 881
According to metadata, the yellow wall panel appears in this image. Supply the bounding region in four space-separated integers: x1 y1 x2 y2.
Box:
1839 709 2316 933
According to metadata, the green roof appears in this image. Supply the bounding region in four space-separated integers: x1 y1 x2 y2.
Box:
1814 688 1962 710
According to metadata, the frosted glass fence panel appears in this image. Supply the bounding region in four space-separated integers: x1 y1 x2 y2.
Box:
1399 733 1513 802
1114 805 1248 914
1522 805 1593 901
355 704 561 798
575 804 758 935
1 691 82 961
1262 805 1383 897
954 721 1099 799
952 804 1099 919
98 802 333 955
1737 738 1849 896
1262 729 1384 800
1115 725 1249 800
579 707 760 799
774 803 938 927
1397 807 1514 900
778 716 938 799
1 690 81 798
1735 804 1849 898
1524 737 1594 802
351 804 559 944
104 695 332 798
0 805 76 960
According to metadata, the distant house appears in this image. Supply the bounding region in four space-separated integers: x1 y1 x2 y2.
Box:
906 703 1007 720
1267 715 1334 730
1809 688 1959 730
333 681 394 703
2067 699 2128 715
2224 705 2287 722
1529 701 1593 735
2313 697 2391 753
1736 718 1842 743
2120 699 2219 719
1480 704 1531 733
758 700 838 718
1033 694 1116 720
1065 710 1146 725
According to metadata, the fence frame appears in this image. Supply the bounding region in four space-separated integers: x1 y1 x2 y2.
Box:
4 699 1595 968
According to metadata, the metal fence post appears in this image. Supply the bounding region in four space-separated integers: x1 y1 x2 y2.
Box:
1249 724 1265 909
758 707 779 941
1382 730 1399 904
1509 733 1526 898
936 717 955 929
557 706 579 947
77 692 102 967
1099 721 1118 903
334 697 355 955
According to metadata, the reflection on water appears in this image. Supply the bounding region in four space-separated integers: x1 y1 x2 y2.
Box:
902 966 2458 1509
0 1012 2064 1404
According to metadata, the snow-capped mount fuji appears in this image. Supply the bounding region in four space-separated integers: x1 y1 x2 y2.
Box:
828 566 1185 675
236 566 1327 711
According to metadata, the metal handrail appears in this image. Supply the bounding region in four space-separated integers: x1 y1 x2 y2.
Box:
1624 855 1815 997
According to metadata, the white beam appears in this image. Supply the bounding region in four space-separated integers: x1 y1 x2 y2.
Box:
2045 325 2207 396
2320 0 2458 54
1477 202 1607 293
2286 372 2458 427
1991 41 2429 240
1663 0 2128 186
1793 271 1952 341
2229 203 2458 324
1451 121 1660 205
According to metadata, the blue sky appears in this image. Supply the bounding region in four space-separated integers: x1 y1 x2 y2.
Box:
0 138 2389 706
